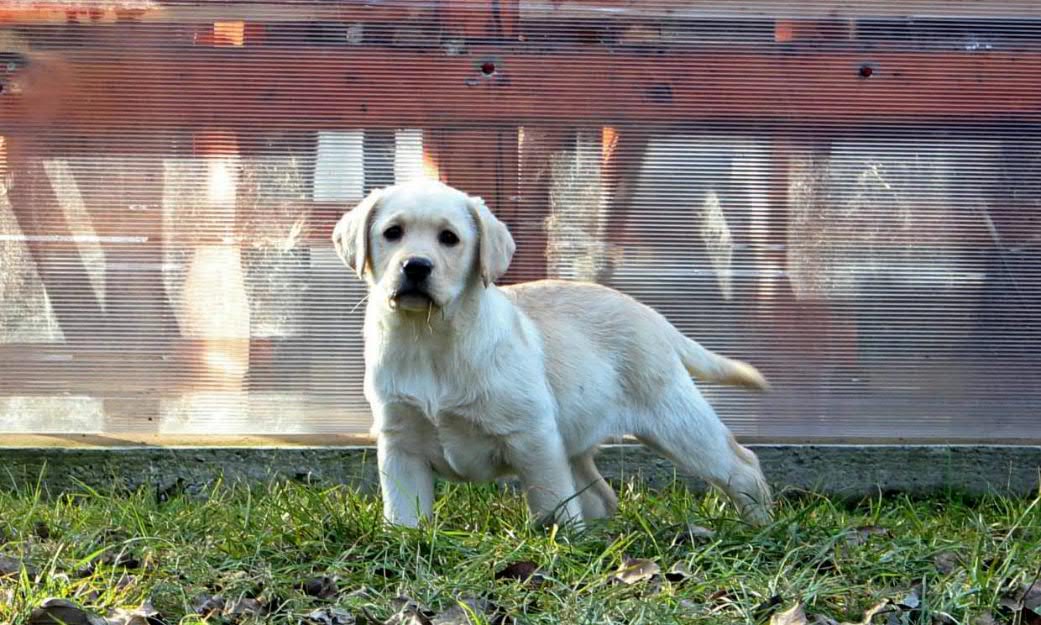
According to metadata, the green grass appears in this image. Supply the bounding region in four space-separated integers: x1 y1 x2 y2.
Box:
1 478 1039 624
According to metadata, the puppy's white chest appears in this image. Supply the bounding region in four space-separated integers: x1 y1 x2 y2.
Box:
384 375 444 422
371 351 479 426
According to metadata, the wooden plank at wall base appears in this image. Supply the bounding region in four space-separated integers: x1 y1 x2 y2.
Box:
0 444 1037 499
0 434 373 448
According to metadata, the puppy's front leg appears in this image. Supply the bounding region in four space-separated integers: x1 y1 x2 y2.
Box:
509 431 584 528
377 431 434 527
374 404 436 527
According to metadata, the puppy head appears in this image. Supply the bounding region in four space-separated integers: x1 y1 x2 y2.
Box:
331 179 514 313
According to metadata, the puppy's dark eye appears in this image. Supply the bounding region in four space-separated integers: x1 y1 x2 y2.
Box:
384 225 403 241
438 230 460 247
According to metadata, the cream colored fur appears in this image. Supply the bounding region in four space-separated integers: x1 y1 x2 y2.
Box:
332 178 772 529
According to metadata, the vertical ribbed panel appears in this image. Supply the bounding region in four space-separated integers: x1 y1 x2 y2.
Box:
1 1 1039 442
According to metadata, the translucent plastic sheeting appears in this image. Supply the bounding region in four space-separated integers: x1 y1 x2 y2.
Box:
0 1 1039 442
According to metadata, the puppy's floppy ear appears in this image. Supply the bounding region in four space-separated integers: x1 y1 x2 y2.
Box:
332 188 383 279
467 195 516 287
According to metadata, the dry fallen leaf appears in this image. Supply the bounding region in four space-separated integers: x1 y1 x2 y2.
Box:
933 552 959 575
814 556 838 573
111 550 141 569
1 553 38 579
846 526 891 546
1024 582 1041 612
972 611 1000 625
343 587 375 601
104 599 165 625
672 524 717 546
78 549 141 577
771 603 809 625
686 524 717 539
191 594 226 618
301 575 339 599
371 566 398 580
896 584 922 610
664 561 695 583
612 557 661 585
226 597 265 621
305 607 356 625
707 589 732 603
96 528 131 544
0 554 22 576
215 570 251 590
385 596 435 625
998 581 1041 625
386 612 432 625
431 597 504 625
494 560 544 586
753 595 785 621
29 598 107 625
859 600 897 624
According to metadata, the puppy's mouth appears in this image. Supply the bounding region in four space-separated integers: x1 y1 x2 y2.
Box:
389 288 436 312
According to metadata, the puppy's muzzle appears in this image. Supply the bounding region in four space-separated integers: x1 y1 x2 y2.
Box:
391 257 435 311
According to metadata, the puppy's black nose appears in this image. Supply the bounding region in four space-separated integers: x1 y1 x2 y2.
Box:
402 257 433 282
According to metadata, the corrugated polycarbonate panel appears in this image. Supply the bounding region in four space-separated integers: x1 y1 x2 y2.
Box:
1 1 1039 441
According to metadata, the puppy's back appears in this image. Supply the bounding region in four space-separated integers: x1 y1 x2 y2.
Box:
503 280 767 393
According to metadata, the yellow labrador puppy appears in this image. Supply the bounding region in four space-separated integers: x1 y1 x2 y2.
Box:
333 178 772 528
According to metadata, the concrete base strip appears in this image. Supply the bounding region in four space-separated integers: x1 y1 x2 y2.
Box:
1 445 1039 498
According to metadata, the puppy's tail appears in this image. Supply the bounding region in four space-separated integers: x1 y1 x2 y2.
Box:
674 334 770 392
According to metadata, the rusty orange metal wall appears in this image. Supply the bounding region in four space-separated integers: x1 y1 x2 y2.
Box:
1 1 1039 442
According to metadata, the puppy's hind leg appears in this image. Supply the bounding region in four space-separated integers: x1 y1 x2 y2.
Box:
636 386 772 526
571 451 619 520
714 433 772 527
